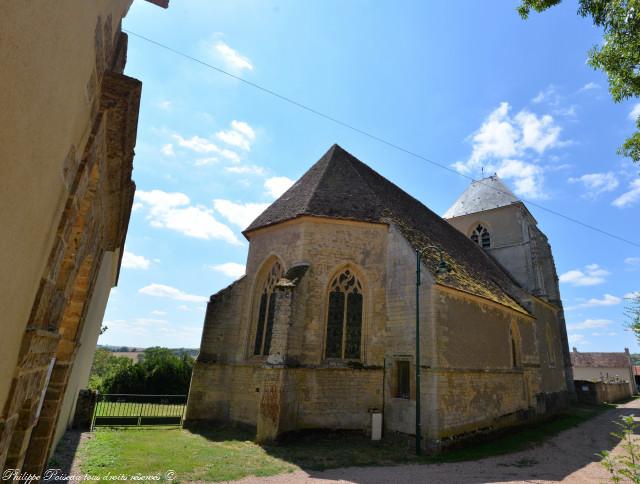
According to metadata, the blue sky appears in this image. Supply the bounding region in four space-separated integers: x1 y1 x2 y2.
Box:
100 0 640 352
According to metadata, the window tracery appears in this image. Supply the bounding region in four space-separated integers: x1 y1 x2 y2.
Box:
325 269 363 360
253 261 284 356
470 224 491 249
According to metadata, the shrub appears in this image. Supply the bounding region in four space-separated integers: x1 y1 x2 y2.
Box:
598 415 640 483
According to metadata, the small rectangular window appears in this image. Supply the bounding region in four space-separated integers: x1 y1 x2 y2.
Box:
396 361 410 399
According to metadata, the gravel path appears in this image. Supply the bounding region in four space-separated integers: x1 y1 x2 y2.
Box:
237 399 640 484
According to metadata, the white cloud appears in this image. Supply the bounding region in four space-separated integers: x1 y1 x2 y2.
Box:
161 144 175 156
136 190 241 245
177 305 191 312
101 318 202 347
213 199 269 228
173 134 220 153
625 257 640 265
158 100 172 110
136 190 190 213
122 251 151 270
213 41 253 71
629 103 640 121
194 157 220 166
454 101 565 199
132 202 143 212
151 310 166 316
579 82 600 92
468 102 519 164
559 264 609 286
216 120 256 151
155 205 241 243
514 110 562 153
532 85 561 105
569 172 619 197
171 131 243 164
566 294 622 311
264 176 295 199
139 283 208 303
495 159 546 199
612 179 640 208
567 319 613 330
210 262 246 279
221 149 241 163
568 333 588 346
224 165 265 175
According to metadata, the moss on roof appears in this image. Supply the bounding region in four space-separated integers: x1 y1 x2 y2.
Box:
245 144 528 313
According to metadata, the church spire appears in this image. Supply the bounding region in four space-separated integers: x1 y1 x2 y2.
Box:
443 176 519 219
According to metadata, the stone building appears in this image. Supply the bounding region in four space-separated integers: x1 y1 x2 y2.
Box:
0 0 166 474
186 144 572 449
571 348 635 396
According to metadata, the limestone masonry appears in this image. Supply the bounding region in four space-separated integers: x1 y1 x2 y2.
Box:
185 144 573 449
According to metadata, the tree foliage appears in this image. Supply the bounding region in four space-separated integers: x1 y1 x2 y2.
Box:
518 0 640 163
87 348 133 391
626 292 640 343
88 347 194 395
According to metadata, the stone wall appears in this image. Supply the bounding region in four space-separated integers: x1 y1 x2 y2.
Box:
187 216 570 449
0 1 150 474
573 367 635 396
574 380 631 405
71 390 98 431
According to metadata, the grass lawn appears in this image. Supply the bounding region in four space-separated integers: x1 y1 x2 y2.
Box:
80 426 296 483
78 403 612 483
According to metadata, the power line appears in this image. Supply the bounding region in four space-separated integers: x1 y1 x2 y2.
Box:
123 29 640 249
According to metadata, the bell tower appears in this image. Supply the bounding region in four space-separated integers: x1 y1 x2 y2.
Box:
443 176 561 304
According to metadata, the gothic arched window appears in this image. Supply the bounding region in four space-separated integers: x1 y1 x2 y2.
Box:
253 261 284 356
325 269 363 360
471 224 491 249
510 325 519 368
546 323 556 367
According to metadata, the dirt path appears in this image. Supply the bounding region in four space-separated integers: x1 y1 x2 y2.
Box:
238 399 640 484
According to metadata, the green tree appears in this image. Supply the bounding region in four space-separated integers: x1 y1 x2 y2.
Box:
626 292 640 342
96 346 195 395
87 348 133 391
518 0 640 163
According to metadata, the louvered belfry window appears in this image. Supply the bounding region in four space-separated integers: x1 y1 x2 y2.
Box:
471 224 491 249
325 269 363 360
253 261 284 356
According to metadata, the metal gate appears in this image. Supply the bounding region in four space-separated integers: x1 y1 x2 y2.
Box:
91 394 186 428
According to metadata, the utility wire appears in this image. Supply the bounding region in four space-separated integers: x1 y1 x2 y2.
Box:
124 29 640 249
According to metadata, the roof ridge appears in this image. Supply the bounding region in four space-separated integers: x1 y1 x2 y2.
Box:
297 144 339 214
243 144 531 313
306 144 381 216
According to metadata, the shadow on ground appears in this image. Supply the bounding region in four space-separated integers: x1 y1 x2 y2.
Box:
188 403 639 483
43 430 83 483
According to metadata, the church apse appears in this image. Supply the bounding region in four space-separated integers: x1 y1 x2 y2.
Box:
186 145 572 449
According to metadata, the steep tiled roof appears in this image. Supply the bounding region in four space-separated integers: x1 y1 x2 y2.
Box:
443 176 519 219
571 352 631 368
245 144 528 313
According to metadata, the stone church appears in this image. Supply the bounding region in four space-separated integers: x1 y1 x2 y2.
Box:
185 144 572 449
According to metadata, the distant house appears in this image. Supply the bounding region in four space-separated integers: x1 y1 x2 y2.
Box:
571 348 635 395
634 366 640 389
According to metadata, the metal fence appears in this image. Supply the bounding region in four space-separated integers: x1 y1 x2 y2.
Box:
91 393 187 428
